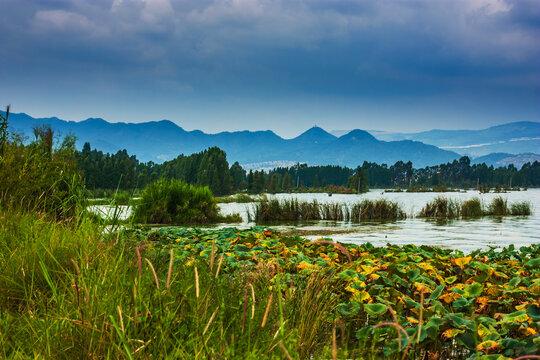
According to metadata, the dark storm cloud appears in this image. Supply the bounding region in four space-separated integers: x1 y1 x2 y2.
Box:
0 0 539 134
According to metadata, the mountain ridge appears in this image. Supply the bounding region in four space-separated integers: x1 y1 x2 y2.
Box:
5 110 534 168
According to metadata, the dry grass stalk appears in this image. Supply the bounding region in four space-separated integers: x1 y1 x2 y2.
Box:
210 239 216 270
278 341 293 360
215 255 223 279
166 248 174 290
145 258 159 290
249 283 256 319
202 307 219 336
194 266 200 298
261 293 273 328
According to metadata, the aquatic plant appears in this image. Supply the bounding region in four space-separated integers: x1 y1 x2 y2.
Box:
419 197 462 218
461 198 483 217
510 201 532 216
349 199 406 220
487 196 509 216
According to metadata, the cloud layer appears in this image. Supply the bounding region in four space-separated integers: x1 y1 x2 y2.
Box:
1 0 539 135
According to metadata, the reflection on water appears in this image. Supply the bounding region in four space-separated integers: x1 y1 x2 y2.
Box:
217 189 540 252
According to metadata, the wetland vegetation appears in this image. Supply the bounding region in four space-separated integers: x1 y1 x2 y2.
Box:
0 109 538 359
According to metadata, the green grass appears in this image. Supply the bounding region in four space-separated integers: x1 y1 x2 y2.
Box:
253 198 406 222
1 206 539 359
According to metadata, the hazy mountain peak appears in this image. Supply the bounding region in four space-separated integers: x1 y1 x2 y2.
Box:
293 126 336 143
341 129 377 142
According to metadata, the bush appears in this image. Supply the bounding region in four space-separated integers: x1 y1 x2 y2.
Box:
0 113 86 220
133 178 219 224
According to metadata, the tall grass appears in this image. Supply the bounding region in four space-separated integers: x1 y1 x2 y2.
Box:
418 197 462 218
420 196 532 218
461 198 483 217
510 201 532 216
253 198 405 222
486 196 508 216
350 199 406 221
0 207 339 358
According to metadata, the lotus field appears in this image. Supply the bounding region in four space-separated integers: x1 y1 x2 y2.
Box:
136 226 540 359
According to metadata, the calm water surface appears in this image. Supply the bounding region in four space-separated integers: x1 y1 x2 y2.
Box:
218 189 540 252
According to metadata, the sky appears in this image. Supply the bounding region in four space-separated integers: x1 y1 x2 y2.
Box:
0 0 539 138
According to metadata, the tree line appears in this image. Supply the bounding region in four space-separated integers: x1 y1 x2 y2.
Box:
76 142 540 196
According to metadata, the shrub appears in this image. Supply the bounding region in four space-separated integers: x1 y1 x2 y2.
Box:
0 113 86 220
133 178 219 224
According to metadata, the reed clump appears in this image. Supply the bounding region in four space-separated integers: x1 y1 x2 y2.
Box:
254 198 405 222
460 198 483 217
486 196 509 216
349 199 406 221
418 197 462 218
510 201 532 216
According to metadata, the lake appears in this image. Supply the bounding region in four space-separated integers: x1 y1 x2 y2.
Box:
218 189 540 252
89 189 539 251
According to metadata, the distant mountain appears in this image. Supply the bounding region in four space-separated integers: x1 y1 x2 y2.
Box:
2 111 461 167
369 122 540 157
473 153 540 168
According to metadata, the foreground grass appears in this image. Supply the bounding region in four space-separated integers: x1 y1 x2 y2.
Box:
1 207 539 359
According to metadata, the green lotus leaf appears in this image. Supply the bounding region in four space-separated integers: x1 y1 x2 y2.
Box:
429 284 445 302
501 310 529 323
463 282 483 298
525 258 540 269
445 276 457 284
407 269 420 282
526 304 540 320
364 303 388 317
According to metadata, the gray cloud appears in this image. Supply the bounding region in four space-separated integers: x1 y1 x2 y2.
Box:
0 0 538 134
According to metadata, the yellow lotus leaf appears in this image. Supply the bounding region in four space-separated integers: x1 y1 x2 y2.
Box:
439 292 460 304
319 253 331 262
407 316 419 324
454 256 472 268
418 262 435 272
442 328 464 339
360 265 375 275
477 324 492 339
175 238 183 242
297 262 319 270
476 297 489 306
521 326 537 336
225 252 234 257
515 303 529 311
414 282 432 293
485 285 502 297
530 285 540 295
352 290 372 303
477 340 499 352
370 273 380 280
493 271 508 279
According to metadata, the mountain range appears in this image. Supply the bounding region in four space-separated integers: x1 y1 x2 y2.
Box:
3 111 538 168
368 122 540 157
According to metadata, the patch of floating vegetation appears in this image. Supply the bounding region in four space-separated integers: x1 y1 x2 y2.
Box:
139 226 540 359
